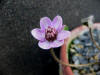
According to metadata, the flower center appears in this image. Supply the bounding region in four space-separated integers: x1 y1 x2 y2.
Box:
45 26 57 42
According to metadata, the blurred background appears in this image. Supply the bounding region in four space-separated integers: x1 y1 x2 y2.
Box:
0 0 100 75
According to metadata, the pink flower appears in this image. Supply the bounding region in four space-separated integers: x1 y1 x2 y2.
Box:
31 16 71 49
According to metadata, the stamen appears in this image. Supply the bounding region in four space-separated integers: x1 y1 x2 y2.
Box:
45 26 57 42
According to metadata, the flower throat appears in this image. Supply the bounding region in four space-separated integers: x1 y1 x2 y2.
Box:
45 26 58 42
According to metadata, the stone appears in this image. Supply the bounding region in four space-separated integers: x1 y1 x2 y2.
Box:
85 42 92 46
72 56 79 62
96 71 100 75
93 64 99 71
73 70 79 75
74 60 80 65
89 58 96 63
73 39 80 44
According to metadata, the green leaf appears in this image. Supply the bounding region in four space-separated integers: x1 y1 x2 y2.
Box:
64 26 69 30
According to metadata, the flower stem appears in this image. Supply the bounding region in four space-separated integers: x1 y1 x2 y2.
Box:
50 48 100 67
89 27 100 50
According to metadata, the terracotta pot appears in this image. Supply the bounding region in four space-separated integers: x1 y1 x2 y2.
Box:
60 23 100 75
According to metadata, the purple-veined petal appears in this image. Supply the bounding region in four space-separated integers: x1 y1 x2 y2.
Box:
31 28 45 41
61 25 66 30
57 30 71 40
52 16 62 32
50 40 64 48
38 41 51 49
40 17 51 30
38 40 64 49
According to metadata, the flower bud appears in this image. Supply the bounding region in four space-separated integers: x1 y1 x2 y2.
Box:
81 15 94 28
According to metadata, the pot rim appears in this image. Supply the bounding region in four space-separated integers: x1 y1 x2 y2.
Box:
67 23 100 51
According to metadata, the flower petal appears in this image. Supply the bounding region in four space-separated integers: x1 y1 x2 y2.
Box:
57 30 71 40
61 25 66 30
31 28 45 41
38 41 51 49
40 17 51 30
50 40 64 48
52 16 62 31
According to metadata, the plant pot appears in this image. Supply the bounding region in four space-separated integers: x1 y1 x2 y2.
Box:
60 23 100 75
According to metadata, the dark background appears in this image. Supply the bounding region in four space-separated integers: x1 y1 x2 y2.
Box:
0 0 100 75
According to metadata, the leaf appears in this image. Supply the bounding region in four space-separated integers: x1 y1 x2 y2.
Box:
64 26 69 30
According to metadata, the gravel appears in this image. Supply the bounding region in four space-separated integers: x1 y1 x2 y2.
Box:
69 29 100 75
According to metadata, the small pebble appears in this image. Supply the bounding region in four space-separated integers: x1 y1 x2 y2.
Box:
78 56 87 64
75 60 80 65
70 48 76 53
86 43 92 46
72 56 79 62
73 39 80 44
94 53 100 62
80 60 88 64
96 71 100 75
89 58 96 63
93 64 99 71
97 53 100 62
73 70 79 75
94 48 99 53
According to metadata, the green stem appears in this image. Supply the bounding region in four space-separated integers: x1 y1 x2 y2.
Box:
50 48 99 68
89 27 100 50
